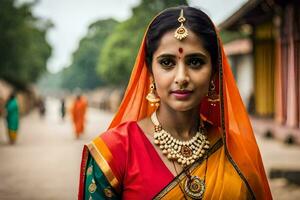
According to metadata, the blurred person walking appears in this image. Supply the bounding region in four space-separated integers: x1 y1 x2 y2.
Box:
38 97 46 118
5 91 19 144
71 95 87 139
60 98 66 120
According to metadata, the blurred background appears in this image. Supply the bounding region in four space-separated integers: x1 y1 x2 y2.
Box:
0 0 299 199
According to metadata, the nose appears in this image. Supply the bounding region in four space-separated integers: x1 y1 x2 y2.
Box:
174 63 190 88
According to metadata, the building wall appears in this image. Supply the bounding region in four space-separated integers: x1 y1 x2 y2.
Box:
228 54 254 110
236 54 254 109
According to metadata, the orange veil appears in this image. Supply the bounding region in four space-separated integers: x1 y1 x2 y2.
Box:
107 10 272 200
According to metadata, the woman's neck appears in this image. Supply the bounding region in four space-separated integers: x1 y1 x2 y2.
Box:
156 104 200 141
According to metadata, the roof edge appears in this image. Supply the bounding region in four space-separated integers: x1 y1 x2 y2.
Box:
218 0 262 30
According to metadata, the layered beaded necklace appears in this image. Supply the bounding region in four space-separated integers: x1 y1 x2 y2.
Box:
151 111 210 167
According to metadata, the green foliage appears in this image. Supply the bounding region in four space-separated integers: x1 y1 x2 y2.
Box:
0 0 52 88
97 19 145 84
61 18 118 90
97 0 187 85
220 30 248 44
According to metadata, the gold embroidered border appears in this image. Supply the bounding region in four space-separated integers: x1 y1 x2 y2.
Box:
87 137 121 193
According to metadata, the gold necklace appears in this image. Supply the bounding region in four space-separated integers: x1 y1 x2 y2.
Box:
151 111 210 167
172 159 208 200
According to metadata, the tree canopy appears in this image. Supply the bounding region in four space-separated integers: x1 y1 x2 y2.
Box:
60 18 119 90
97 0 187 85
0 0 52 89
40 0 187 92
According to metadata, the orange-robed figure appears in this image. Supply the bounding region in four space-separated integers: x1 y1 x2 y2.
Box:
72 95 87 138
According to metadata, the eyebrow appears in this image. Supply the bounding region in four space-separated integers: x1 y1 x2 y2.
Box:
185 53 208 58
156 52 208 59
156 54 176 60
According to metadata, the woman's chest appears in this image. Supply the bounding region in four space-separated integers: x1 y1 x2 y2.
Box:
121 144 174 200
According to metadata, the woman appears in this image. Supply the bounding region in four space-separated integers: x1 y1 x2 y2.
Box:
79 6 272 200
5 92 19 144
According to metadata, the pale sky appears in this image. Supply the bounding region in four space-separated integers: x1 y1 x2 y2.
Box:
19 0 247 73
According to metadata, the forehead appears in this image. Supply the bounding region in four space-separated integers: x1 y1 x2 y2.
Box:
154 29 209 55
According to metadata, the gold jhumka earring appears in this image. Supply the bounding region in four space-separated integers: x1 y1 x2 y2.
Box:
146 82 160 107
174 9 188 40
207 80 220 107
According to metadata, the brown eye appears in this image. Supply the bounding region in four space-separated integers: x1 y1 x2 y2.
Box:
159 58 175 68
186 57 205 69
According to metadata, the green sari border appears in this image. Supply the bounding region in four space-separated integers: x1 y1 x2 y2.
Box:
87 138 121 194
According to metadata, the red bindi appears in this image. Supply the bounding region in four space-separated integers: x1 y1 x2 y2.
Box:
178 47 183 53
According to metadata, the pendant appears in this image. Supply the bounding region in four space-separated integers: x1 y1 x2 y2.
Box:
184 176 205 199
181 145 193 157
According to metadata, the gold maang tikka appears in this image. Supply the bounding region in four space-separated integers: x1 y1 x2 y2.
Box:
174 9 188 40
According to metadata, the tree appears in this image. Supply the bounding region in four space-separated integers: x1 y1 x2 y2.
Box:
61 18 118 90
0 0 52 89
97 0 187 85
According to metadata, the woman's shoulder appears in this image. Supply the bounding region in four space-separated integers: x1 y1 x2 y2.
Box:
85 121 141 188
92 121 141 150
101 120 140 138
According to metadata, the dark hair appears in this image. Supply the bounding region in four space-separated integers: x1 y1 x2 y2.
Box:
145 6 219 73
9 91 16 100
6 91 16 105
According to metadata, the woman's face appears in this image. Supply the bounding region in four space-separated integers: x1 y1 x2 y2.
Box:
152 30 212 112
